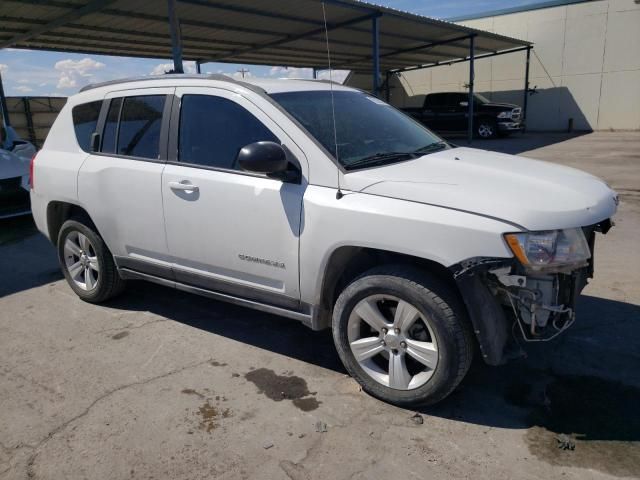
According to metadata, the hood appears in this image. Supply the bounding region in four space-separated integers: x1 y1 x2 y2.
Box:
343 147 617 231
0 148 30 179
482 102 519 109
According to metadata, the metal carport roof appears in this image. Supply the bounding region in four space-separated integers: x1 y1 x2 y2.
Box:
0 0 530 74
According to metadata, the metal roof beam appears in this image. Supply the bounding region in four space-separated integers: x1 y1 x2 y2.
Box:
208 12 381 63
390 45 531 73
333 33 475 69
0 0 117 48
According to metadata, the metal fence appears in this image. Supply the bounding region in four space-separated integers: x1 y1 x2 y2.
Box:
6 96 66 149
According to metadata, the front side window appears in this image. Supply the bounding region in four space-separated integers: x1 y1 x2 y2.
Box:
116 95 165 159
425 93 446 108
178 94 278 170
72 100 102 151
271 91 443 170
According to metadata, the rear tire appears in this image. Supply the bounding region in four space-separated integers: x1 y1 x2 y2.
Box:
332 265 473 407
57 218 126 303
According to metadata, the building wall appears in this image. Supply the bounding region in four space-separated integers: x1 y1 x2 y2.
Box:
364 0 640 131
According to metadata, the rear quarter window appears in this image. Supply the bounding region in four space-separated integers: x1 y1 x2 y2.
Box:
71 100 103 152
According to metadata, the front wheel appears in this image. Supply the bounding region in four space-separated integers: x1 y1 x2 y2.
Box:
476 118 497 139
332 266 473 407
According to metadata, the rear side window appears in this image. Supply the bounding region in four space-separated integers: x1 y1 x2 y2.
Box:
178 94 277 170
116 95 166 159
72 101 102 151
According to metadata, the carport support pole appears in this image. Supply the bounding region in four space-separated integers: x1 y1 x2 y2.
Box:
385 71 391 102
167 0 184 74
467 35 475 144
372 15 380 96
0 70 10 128
523 46 531 132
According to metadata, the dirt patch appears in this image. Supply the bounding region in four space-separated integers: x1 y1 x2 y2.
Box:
197 399 232 433
507 374 640 477
181 388 205 399
111 331 129 340
244 368 320 411
209 360 228 367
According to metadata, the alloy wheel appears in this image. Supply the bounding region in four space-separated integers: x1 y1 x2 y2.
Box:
347 294 438 390
477 123 494 138
63 231 100 291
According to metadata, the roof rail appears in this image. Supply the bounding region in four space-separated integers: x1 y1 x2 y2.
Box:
79 73 240 92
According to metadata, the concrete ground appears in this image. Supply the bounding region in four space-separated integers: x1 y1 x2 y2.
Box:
1 131 639 480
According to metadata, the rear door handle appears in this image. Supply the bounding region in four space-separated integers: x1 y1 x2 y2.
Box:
168 181 199 192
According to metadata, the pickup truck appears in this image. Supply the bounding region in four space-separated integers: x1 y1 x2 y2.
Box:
30 75 616 406
403 92 523 138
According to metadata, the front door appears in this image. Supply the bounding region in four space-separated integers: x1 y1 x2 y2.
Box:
161 87 306 308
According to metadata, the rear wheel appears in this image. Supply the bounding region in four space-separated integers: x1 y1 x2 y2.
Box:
57 218 126 302
332 266 473 407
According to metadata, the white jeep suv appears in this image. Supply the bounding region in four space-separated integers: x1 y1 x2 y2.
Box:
30 75 617 406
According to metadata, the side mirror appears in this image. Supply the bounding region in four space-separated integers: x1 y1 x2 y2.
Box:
459 101 468 107
237 141 299 182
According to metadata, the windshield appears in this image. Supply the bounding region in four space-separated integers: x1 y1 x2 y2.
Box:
270 91 445 170
474 93 490 104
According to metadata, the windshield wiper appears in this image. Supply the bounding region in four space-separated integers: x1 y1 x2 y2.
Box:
412 141 449 155
344 151 416 170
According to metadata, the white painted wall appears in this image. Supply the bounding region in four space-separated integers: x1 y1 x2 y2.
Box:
352 0 640 131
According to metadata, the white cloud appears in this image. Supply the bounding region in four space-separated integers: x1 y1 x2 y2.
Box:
14 85 33 93
150 61 196 75
269 66 313 79
55 57 105 89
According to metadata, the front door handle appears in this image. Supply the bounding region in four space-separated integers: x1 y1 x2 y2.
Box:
168 181 199 192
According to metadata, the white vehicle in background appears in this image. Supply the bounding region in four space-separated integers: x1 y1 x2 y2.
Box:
0 123 36 219
29 75 617 406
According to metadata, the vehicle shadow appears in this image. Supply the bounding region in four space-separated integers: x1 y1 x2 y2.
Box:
445 131 590 155
104 280 345 373
0 220 63 298
105 281 640 434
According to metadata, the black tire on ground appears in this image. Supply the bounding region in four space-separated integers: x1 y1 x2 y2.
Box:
332 265 474 407
57 218 126 303
476 118 497 139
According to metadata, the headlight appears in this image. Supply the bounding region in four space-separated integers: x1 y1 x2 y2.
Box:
504 228 590 271
497 111 512 119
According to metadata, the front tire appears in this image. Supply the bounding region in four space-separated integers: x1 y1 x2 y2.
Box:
476 118 497 139
332 266 473 407
57 218 126 303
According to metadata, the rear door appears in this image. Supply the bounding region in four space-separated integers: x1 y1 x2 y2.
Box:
421 93 446 130
77 88 174 277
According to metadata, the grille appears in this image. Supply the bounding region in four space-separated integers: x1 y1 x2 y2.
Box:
511 108 522 121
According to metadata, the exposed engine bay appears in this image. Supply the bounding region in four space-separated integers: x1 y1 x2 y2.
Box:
453 221 612 364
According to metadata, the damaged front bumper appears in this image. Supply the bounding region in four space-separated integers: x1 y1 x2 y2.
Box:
450 221 611 365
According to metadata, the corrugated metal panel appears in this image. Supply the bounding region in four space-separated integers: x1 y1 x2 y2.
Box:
0 0 530 70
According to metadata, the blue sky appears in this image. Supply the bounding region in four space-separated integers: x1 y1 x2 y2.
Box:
0 0 543 97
